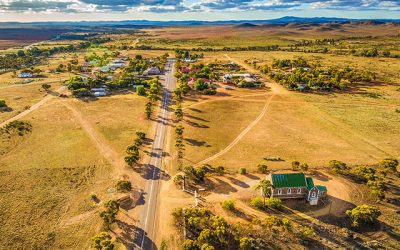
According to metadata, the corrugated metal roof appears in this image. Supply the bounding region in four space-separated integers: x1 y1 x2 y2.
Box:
271 173 307 188
306 177 314 190
316 185 327 192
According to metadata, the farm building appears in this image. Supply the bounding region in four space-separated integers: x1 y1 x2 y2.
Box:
267 172 327 205
18 72 33 78
144 66 161 75
90 87 108 97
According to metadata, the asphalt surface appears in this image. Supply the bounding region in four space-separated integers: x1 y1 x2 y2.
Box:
137 58 175 250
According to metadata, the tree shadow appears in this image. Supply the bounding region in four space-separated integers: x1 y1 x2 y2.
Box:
117 221 158 250
184 138 210 147
245 173 261 180
186 120 209 128
310 171 332 182
207 178 238 195
188 107 203 113
184 113 209 122
226 176 250 188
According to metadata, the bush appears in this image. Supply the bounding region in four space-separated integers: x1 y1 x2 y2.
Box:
329 160 348 174
174 174 184 186
202 89 217 95
0 99 7 108
2 120 32 136
291 161 300 170
136 85 147 96
222 200 236 211
250 197 265 209
257 164 268 174
239 168 247 175
379 158 398 172
300 162 309 171
90 193 97 200
265 197 283 210
239 237 252 250
116 180 132 192
346 204 381 227
91 232 115 250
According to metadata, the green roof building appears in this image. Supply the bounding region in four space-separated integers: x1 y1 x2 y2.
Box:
267 172 327 205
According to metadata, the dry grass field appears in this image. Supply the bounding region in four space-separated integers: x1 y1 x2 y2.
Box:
0 89 154 248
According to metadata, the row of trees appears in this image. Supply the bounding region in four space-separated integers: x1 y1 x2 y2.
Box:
144 78 162 119
124 131 146 169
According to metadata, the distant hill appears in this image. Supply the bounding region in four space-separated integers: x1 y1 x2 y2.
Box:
0 16 399 29
234 23 258 28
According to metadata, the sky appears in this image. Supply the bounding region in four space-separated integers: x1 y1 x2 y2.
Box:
0 0 399 22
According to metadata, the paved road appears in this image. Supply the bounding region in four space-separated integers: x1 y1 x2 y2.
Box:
137 58 175 250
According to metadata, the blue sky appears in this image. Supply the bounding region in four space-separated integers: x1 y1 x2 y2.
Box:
0 0 399 21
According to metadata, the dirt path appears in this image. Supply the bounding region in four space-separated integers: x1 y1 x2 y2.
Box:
194 92 278 167
61 101 130 178
193 54 394 165
0 85 67 128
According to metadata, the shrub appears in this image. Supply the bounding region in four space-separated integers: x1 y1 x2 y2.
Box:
239 237 252 250
116 180 132 192
91 232 115 250
352 166 377 181
257 164 268 174
173 174 184 186
222 200 236 211
2 120 32 136
250 197 265 209
136 85 147 96
202 89 217 95
346 204 381 227
291 161 300 170
90 193 97 200
379 158 399 172
300 162 309 171
239 168 247 175
0 99 7 108
265 197 283 210
298 226 317 240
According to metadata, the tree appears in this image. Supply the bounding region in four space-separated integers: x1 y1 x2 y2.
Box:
265 197 283 210
239 168 246 175
291 161 300 170
300 162 309 171
194 79 209 91
41 84 51 92
136 86 147 96
239 237 252 250
91 232 115 250
379 158 398 173
116 180 132 192
124 153 140 167
182 240 200 250
346 205 381 227
221 200 235 211
257 164 268 174
136 131 146 141
100 200 120 228
250 197 265 210
329 160 348 174
0 99 7 108
175 103 183 121
255 180 272 205
145 101 152 119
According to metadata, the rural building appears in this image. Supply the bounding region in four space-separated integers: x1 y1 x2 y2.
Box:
222 73 252 83
90 87 108 97
144 66 161 75
18 72 33 78
267 172 327 205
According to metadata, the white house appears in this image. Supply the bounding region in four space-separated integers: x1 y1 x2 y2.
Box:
144 66 161 75
18 72 33 78
90 87 108 97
